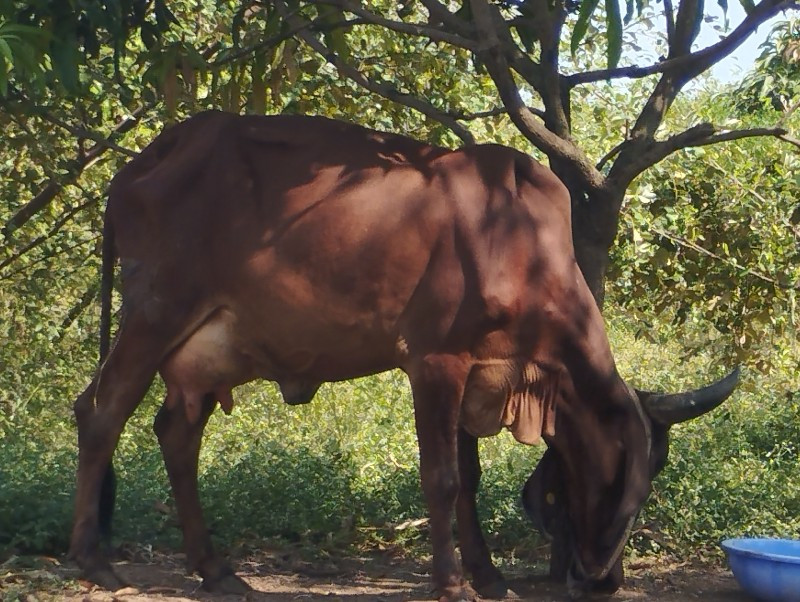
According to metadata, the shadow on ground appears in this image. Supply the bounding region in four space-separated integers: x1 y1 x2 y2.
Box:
1 548 749 602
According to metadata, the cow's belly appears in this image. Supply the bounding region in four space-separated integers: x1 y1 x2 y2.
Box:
160 304 400 422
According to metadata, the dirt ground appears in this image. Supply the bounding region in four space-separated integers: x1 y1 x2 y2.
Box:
1 548 749 602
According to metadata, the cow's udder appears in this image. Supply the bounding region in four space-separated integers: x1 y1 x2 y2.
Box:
161 308 255 422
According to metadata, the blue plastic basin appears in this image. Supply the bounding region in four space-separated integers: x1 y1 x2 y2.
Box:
721 538 800 602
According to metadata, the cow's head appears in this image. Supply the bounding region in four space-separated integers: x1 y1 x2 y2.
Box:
522 369 739 596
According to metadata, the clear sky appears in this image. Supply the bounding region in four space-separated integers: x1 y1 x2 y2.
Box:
697 1 774 82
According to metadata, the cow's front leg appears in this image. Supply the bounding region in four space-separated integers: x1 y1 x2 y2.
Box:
456 428 508 598
409 355 476 602
153 395 251 594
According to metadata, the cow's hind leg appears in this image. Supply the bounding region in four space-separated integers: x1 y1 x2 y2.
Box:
69 312 173 589
98 463 117 541
153 395 251 594
456 428 508 599
409 355 476 602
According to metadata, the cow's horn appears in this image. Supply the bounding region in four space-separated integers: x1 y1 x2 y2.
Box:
638 367 740 426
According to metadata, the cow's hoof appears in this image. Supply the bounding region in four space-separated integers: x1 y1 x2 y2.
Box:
84 566 128 591
471 565 508 599
474 577 508 599
203 572 252 595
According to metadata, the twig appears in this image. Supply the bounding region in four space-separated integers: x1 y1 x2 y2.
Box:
778 133 800 151
36 113 138 158
319 0 477 50
597 140 626 171
650 227 799 290
567 0 800 88
453 105 545 121
0 234 102 281
273 0 475 145
212 15 365 66
0 195 98 273
468 0 605 191
777 96 800 127
2 107 144 237
56 283 100 341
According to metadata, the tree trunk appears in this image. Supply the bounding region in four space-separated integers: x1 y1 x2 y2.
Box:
550 160 624 309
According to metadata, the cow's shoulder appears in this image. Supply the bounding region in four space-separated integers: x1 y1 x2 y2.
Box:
438 143 570 216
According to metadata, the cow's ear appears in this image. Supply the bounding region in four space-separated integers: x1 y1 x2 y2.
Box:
649 422 671 477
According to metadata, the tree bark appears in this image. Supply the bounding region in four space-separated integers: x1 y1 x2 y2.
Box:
548 161 623 309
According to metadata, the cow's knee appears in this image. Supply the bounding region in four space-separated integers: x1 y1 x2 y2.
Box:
73 380 98 425
153 404 171 441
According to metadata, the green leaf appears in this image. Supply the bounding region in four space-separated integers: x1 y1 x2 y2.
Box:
50 33 81 94
571 0 602 57
140 22 159 49
154 0 179 32
0 38 12 66
605 0 623 70
0 24 50 40
320 7 350 63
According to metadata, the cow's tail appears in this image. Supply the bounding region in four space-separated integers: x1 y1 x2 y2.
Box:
98 213 115 362
98 208 118 540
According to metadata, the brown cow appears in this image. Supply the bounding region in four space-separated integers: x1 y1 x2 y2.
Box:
68 111 735 601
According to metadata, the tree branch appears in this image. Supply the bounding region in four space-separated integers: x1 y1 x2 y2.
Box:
213 15 364 67
650 226 799 290
320 0 478 50
468 0 605 191
778 96 800 126
57 283 100 342
2 107 144 238
656 123 794 169
521 0 570 135
0 234 102 282
778 133 800 150
37 113 138 158
566 56 694 88
688 126 789 147
605 0 798 190
663 0 676 48
274 0 475 145
570 1 798 89
597 140 627 171
453 105 546 120
418 0 475 37
612 124 794 183
0 195 98 273
671 0 704 57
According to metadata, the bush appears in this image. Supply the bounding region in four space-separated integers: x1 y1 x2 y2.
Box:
1 314 798 566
